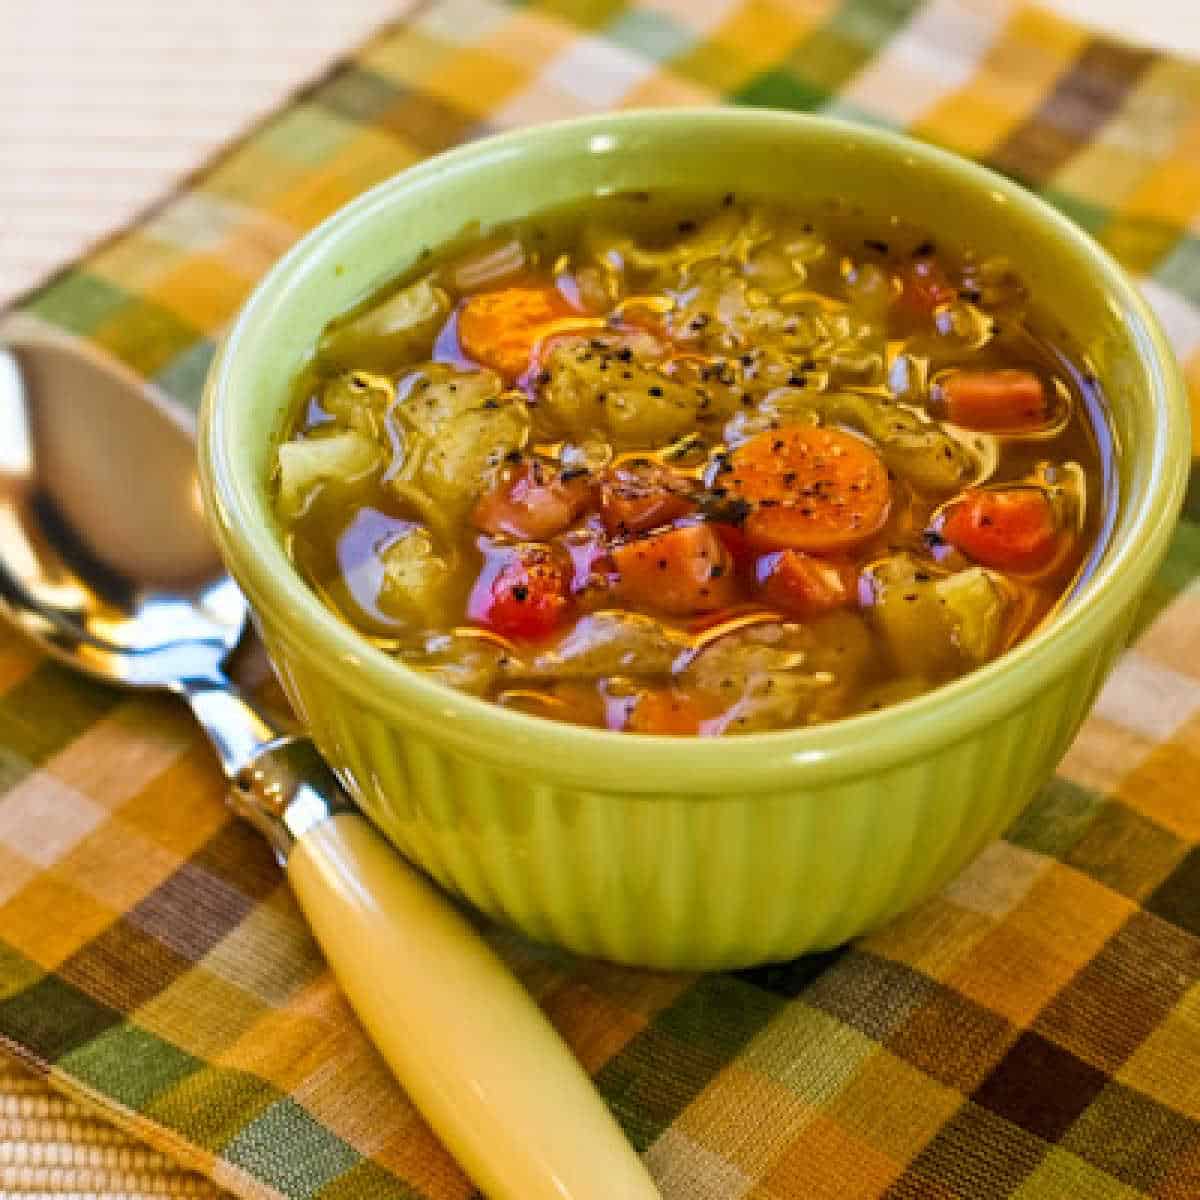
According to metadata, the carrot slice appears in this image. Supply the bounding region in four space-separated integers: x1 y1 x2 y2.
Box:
942 369 1048 433
611 523 739 615
458 285 579 381
757 550 858 618
727 426 891 553
939 487 1062 574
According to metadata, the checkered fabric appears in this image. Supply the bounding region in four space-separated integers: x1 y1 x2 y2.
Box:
2 1 1200 1197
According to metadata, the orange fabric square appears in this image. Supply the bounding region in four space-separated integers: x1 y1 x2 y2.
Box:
623 72 715 107
422 48 530 116
479 9 576 73
827 1047 963 1164
755 1112 902 1200
945 864 1133 1026
540 977 652 1074
118 744 228 859
1116 730 1200 842
862 895 996 983
148 253 255 331
218 999 344 1094
269 131 419 229
0 873 117 970
677 1062 815 1177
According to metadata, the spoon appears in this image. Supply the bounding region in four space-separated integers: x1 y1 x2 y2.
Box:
0 325 661 1200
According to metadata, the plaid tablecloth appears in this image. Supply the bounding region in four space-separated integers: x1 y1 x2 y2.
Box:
3 1 1200 1197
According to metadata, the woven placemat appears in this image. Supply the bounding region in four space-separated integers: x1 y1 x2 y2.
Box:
1 1058 222 1198
2 1 1200 1198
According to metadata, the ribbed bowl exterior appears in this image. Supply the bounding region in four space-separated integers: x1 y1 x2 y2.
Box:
258 618 1126 970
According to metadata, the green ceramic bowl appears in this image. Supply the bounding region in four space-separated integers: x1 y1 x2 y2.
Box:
200 109 1189 970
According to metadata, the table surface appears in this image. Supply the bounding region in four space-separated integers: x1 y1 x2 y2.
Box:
0 0 1195 1197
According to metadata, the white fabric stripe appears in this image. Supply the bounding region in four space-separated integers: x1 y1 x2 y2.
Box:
1092 650 1200 742
839 0 1013 128
540 35 659 109
1140 277 1200 361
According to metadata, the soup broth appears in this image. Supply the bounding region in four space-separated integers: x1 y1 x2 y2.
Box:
273 193 1114 736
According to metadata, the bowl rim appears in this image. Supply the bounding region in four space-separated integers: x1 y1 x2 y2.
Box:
201 107 1190 794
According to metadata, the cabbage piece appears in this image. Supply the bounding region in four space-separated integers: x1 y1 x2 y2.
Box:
540 338 708 445
320 370 396 440
379 527 452 625
681 622 832 733
936 567 1006 663
864 555 961 679
670 267 824 355
743 223 829 292
585 207 773 286
276 430 381 517
397 363 507 437
417 405 530 515
865 554 1006 678
407 632 505 695
513 612 691 680
389 364 530 518
853 676 933 714
319 275 449 370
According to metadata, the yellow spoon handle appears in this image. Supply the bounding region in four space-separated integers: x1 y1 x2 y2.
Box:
288 812 663 1200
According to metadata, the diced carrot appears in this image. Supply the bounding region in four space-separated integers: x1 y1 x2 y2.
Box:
601 460 697 536
756 550 858 619
896 258 957 316
458 285 579 381
939 487 1063 574
727 426 891 553
712 523 755 573
472 460 595 540
611 523 739 615
467 545 572 640
941 369 1048 433
625 688 706 735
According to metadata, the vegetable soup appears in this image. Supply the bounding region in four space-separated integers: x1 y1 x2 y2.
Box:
273 194 1114 736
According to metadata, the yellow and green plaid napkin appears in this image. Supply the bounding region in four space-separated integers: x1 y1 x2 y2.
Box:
3 1 1200 1196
